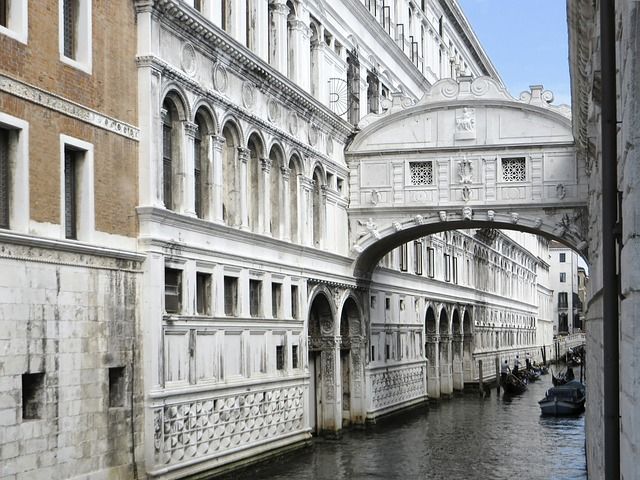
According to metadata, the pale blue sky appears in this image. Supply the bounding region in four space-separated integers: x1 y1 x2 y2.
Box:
457 0 571 105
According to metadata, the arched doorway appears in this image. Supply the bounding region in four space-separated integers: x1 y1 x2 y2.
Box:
307 291 339 434
425 306 440 398
339 297 365 426
438 308 452 396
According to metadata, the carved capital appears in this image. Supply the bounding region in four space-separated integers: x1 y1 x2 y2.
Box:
211 134 226 151
183 121 199 138
260 157 272 173
237 147 250 164
280 166 291 180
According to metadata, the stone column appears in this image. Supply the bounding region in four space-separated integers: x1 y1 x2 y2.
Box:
463 333 473 383
281 166 291 241
237 147 250 230
426 335 440 399
452 333 464 391
260 157 272 235
210 135 225 223
439 334 453 396
349 336 366 425
183 122 198 217
310 34 328 105
253 0 269 61
229 0 247 45
320 337 342 434
288 18 311 90
269 0 288 75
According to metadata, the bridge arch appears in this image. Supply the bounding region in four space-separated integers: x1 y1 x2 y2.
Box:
346 76 589 280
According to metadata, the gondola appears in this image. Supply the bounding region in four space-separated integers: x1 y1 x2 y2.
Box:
501 372 528 395
539 380 586 415
551 370 568 387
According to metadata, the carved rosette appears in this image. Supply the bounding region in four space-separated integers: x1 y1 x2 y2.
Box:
181 42 197 77
288 111 299 135
212 62 228 93
370 367 425 409
241 81 256 109
267 98 281 123
308 123 319 146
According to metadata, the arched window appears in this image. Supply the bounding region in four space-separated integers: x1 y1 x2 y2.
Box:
247 134 263 232
221 122 240 226
269 145 284 238
312 167 323 248
162 98 183 211
288 155 300 242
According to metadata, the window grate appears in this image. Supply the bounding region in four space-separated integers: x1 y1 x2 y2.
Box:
64 149 77 239
409 161 433 185
501 157 526 182
63 0 76 59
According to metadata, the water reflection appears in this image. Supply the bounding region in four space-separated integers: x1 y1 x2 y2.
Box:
218 378 586 480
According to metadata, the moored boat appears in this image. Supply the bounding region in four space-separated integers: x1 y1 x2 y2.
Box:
538 380 586 415
501 372 528 395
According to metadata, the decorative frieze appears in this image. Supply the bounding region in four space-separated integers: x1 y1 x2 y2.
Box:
370 366 425 409
0 74 139 141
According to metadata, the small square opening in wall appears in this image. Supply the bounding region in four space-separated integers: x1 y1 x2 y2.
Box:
385 297 391 310
292 345 299 369
108 367 125 408
22 373 45 420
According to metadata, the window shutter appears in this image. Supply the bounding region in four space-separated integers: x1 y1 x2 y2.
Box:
0 130 9 228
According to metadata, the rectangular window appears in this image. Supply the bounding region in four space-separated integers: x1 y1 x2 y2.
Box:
371 345 375 361
444 254 451 282
0 0 28 43
427 247 435 278
414 241 423 275
385 344 390 360
452 257 458 284
249 279 262 317
108 367 125 408
409 161 433 185
224 276 238 316
271 282 282 318
22 373 45 420
400 243 408 272
63 147 78 239
501 157 526 182
385 297 391 310
193 0 202 12
558 292 568 308
59 0 91 72
559 252 566 263
292 345 298 369
276 345 284 370
164 268 182 314
336 177 344 194
291 285 299 319
0 129 8 229
560 272 566 283
196 272 212 315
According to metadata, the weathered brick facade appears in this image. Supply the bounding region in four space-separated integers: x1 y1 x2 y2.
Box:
0 1 143 478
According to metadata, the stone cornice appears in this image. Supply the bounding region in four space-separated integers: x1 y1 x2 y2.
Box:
0 73 140 141
0 230 145 265
139 0 352 139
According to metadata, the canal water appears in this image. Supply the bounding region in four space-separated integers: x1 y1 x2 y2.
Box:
223 374 586 480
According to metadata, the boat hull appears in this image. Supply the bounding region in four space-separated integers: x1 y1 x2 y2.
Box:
538 397 585 416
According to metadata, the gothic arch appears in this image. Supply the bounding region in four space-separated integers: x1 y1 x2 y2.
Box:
160 84 191 121
191 100 219 133
307 285 338 336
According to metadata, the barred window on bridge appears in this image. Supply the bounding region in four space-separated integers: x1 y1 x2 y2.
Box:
409 161 433 185
501 157 526 182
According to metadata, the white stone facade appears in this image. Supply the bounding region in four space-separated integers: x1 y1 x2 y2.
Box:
548 241 582 335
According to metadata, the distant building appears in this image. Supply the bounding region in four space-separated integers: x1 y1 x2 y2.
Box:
549 241 582 335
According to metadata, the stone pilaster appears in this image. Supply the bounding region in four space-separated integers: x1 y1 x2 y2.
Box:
281 166 291 241
269 0 289 75
210 135 225 223
182 121 198 217
237 147 250 230
260 157 272 235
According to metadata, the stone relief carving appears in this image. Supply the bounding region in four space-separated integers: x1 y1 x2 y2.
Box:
553 212 587 245
324 350 335 401
212 62 228 93
487 210 495 221
370 189 380 205
462 185 471 202
288 111 299 135
439 211 447 222
357 218 381 239
511 212 520 224
556 183 567 199
181 43 197 77
462 206 473 221
370 366 425 409
393 221 403 231
534 217 543 229
455 108 476 139
414 214 424 225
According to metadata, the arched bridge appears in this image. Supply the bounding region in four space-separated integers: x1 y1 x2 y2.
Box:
346 76 588 278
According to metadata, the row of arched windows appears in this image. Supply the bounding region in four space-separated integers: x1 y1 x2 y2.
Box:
161 91 328 248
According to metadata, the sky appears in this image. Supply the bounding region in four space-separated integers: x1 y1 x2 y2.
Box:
457 0 571 106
